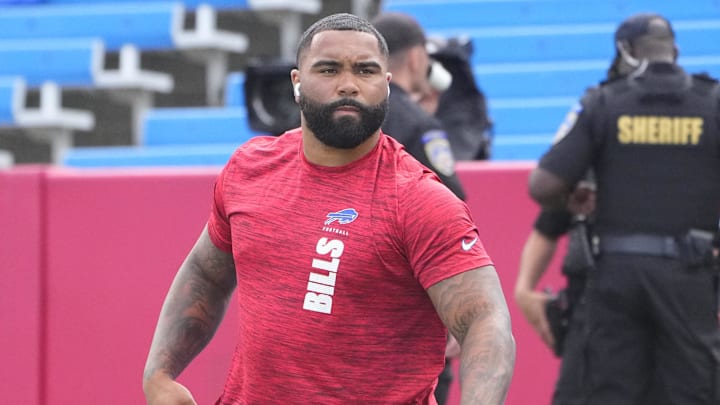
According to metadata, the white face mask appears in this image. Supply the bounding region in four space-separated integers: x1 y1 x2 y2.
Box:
616 41 649 76
616 41 640 67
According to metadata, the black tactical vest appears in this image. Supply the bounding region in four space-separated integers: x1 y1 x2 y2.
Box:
589 63 720 235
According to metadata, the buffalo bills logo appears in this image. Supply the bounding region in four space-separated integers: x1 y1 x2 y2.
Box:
325 208 358 225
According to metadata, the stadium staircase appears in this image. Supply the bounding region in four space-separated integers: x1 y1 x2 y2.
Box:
0 0 361 165
1 0 718 165
384 0 720 160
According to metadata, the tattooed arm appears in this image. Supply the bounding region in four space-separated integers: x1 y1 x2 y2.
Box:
143 225 237 404
427 266 516 405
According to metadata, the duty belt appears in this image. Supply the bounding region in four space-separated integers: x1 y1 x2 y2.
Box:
600 234 680 258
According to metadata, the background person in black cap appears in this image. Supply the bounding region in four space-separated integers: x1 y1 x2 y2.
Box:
371 12 466 201
528 12 720 405
371 12 466 404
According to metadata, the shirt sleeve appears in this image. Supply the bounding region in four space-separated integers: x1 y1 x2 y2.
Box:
538 88 602 186
207 164 233 253
533 208 573 239
400 173 493 289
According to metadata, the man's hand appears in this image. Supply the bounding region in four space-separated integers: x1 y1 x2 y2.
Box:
144 374 197 405
514 289 555 350
566 181 596 216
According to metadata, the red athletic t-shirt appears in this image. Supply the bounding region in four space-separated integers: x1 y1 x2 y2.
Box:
208 128 493 404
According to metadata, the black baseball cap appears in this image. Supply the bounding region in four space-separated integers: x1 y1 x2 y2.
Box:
371 12 426 55
614 13 675 43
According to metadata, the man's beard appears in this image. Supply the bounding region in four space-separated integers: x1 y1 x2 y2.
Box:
299 94 388 149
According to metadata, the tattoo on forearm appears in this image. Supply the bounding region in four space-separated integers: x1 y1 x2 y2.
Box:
145 230 236 381
430 268 516 405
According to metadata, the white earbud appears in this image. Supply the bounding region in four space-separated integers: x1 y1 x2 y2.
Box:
428 61 452 92
387 84 391 97
293 82 301 98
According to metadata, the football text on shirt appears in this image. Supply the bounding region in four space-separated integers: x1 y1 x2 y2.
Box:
303 237 344 314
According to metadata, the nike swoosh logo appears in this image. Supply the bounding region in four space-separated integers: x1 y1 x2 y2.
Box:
461 236 478 251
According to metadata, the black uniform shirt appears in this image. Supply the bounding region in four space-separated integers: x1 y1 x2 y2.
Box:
383 83 466 200
534 208 573 240
538 63 720 235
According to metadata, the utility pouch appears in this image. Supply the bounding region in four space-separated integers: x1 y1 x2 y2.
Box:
562 221 595 277
678 229 717 270
545 289 570 357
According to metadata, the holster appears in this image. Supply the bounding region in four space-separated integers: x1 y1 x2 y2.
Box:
678 229 718 270
561 220 595 277
545 289 570 357
546 219 594 357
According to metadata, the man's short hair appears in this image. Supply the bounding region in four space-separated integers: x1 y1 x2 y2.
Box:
296 13 389 66
614 13 675 44
371 12 426 55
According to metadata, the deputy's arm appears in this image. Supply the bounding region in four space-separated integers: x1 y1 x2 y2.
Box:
143 225 237 404
428 266 516 405
529 87 602 208
514 230 558 348
528 167 572 209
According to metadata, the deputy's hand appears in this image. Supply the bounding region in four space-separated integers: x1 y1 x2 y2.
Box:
566 181 596 216
515 289 555 350
144 374 197 405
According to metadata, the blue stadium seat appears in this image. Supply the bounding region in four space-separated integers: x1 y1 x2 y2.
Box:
62 106 262 167
142 107 259 146
476 58 720 99
0 76 23 126
0 3 180 51
224 72 246 108
489 98 573 136
384 0 720 29
62 143 244 168
383 0 720 160
475 62 606 99
0 0 41 4
441 21 720 65
491 135 553 161
0 38 100 87
43 0 249 9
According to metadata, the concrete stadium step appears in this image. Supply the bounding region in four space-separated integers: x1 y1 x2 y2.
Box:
142 106 260 146
476 56 720 99
490 134 553 161
488 97 574 136
432 19 720 65
62 142 243 167
384 0 720 30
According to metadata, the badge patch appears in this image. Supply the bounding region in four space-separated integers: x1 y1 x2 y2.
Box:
422 130 455 177
553 102 583 144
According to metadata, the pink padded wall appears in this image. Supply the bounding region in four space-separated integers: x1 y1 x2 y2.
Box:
0 166 44 405
1 162 569 404
43 168 238 405
445 161 565 405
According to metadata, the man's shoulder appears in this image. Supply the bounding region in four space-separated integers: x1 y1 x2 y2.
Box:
578 78 627 108
691 71 719 83
238 129 299 154
225 129 300 168
690 72 720 96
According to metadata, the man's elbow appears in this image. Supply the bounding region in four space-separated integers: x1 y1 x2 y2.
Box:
528 168 568 208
